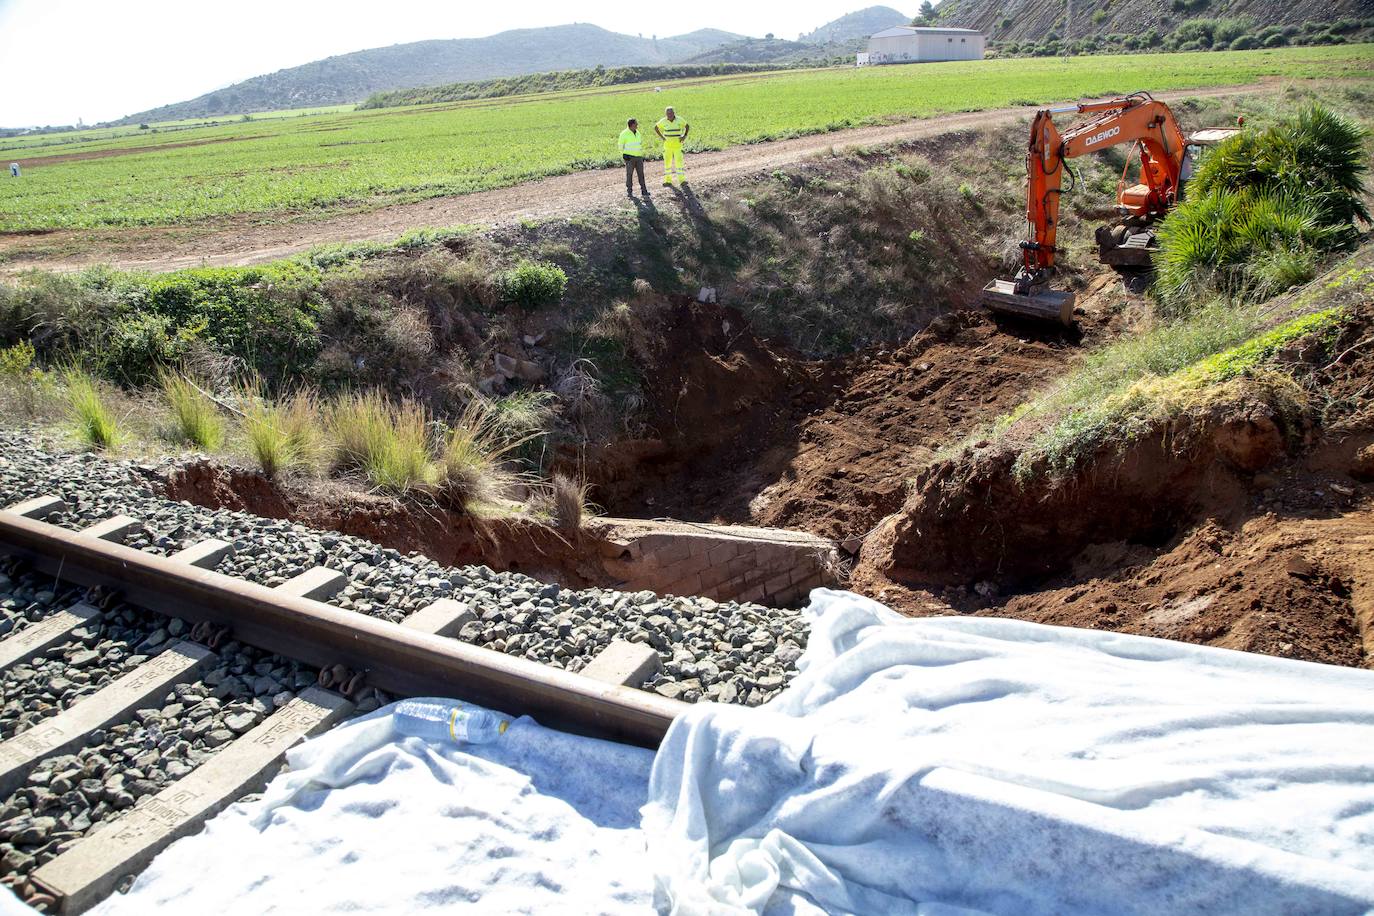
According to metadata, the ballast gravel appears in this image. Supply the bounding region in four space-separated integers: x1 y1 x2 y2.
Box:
0 577 347 887
0 433 808 707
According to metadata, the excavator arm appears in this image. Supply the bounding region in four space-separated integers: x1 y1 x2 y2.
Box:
1018 92 1189 286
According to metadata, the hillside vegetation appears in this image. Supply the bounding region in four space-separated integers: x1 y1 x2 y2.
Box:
115 24 741 124
941 0 1372 45
801 5 910 42
5 45 1368 232
117 8 920 125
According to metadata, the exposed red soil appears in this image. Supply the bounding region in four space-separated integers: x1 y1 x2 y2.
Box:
860 392 1292 588
998 507 1373 668
585 252 1373 670
155 459 611 588
590 294 1102 546
575 297 808 524
749 312 1080 543
848 298 1374 670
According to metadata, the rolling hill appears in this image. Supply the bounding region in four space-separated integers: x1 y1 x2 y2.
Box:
116 24 742 124
115 8 929 125
801 6 911 43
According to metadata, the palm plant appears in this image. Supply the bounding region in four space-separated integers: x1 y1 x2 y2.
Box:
1190 104 1369 231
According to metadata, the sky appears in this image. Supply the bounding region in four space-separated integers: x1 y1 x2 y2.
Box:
0 0 913 126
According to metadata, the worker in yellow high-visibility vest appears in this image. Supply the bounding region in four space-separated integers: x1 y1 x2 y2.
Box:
618 118 651 199
654 107 690 187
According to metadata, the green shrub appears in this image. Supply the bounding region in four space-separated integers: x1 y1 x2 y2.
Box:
0 271 114 357
1212 17 1256 45
499 261 567 310
160 372 225 451
105 313 197 385
1157 103 1369 309
1154 188 1333 310
1229 34 1260 50
393 226 471 252
116 263 323 381
0 341 35 377
64 369 120 450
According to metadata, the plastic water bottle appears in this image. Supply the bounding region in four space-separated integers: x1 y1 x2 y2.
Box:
394 700 509 745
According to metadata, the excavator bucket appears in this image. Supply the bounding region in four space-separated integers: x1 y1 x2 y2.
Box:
980 280 1075 326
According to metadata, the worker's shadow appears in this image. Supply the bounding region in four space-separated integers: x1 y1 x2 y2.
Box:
673 182 707 218
630 197 677 285
673 183 744 276
628 182 746 297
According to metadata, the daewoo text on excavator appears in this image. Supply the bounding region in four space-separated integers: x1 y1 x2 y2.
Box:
982 91 1238 325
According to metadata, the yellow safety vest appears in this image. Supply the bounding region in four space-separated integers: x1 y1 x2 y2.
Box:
618 128 644 155
656 117 687 141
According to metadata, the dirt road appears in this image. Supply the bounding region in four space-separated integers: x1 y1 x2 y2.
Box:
0 82 1283 274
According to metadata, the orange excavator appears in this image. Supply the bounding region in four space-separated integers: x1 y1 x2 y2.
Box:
982 91 1238 325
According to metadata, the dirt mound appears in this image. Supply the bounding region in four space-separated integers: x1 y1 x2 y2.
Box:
851 295 1374 669
861 391 1294 589
994 509 1371 668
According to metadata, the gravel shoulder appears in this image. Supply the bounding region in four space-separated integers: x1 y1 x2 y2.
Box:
0 82 1286 275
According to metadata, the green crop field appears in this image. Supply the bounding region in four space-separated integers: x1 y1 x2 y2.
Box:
0 105 355 154
1 46 1369 233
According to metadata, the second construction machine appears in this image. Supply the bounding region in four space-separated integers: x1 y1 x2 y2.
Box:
983 91 1238 324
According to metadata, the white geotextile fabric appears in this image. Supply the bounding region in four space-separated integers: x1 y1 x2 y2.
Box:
88 589 1374 915
92 705 656 914
644 591 1374 915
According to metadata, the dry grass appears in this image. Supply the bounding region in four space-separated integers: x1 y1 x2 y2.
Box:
241 387 324 478
548 472 593 531
329 391 434 492
435 399 527 511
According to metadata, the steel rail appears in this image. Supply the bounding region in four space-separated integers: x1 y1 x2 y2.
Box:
0 509 686 748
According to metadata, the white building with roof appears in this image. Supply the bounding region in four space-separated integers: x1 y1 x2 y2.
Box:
858 26 984 65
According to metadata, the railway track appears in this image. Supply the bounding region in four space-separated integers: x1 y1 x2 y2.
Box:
0 496 690 913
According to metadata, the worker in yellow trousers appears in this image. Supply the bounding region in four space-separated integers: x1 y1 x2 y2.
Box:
654 107 690 187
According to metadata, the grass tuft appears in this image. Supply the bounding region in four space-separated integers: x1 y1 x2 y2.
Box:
160 372 225 451
435 400 525 512
548 472 593 531
329 392 434 493
241 388 324 478
64 369 121 450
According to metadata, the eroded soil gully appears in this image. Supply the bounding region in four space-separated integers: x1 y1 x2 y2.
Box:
582 281 1119 542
